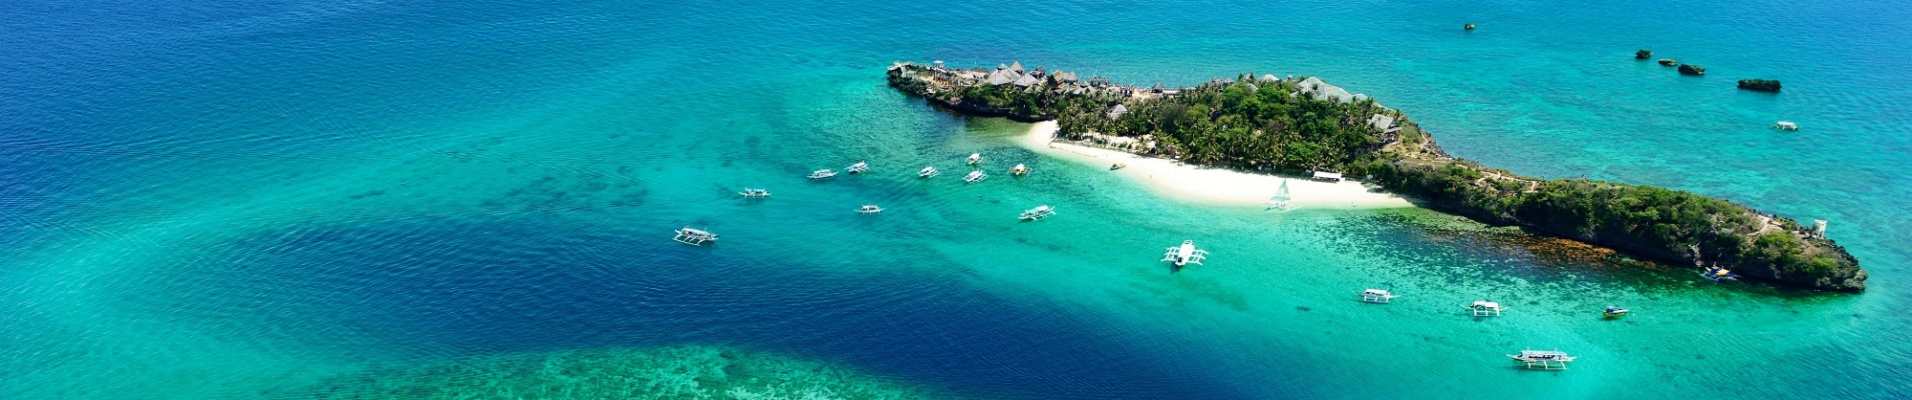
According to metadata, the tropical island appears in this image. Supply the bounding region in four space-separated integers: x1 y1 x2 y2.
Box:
887 61 1866 292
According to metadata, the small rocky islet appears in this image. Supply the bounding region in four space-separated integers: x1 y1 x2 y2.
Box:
888 60 1864 291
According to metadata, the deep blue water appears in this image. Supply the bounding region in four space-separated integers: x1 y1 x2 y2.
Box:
5 0 1911 398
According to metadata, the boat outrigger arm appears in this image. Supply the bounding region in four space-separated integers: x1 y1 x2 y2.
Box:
1161 240 1209 266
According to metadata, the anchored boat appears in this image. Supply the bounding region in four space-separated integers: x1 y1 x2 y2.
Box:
672 227 718 246
967 152 983 165
963 170 988 183
857 204 883 214
1465 300 1507 317
1267 179 1293 211
808 169 837 179
1109 163 1126 170
1010 163 1029 176
1602 305 1630 318
919 166 939 178
1508 350 1577 370
1774 121 1799 131
1359 288 1397 304
1160 240 1209 267
739 188 771 198
1702 265 1741 282
847 160 869 174
1019 205 1055 221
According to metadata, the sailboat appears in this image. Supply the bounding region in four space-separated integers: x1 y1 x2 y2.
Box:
1266 179 1293 211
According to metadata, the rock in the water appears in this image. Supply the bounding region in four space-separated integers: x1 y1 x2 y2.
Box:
1678 64 1706 75
1738 79 1782 92
1464 23 1476 30
1658 58 1679 66
1635 50 1653 59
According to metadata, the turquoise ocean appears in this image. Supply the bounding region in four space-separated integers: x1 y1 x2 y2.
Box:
4 0 1910 398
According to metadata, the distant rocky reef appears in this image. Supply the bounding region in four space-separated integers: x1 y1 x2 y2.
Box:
1738 79 1782 92
302 346 950 399
1679 64 1707 76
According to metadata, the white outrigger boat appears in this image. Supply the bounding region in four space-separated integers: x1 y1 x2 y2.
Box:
963 170 988 183
1508 350 1577 370
966 152 983 165
1161 240 1209 267
672 227 718 246
1602 305 1630 318
919 165 939 178
1359 288 1397 304
808 169 837 179
857 204 883 214
847 160 869 174
739 188 771 198
1009 163 1029 176
1018 205 1055 221
1465 300 1507 317
1774 121 1799 131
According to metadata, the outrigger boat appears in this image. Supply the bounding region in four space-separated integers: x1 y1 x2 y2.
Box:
1358 288 1397 304
1160 240 1209 267
1508 350 1577 370
807 169 837 179
1602 305 1630 318
1266 179 1293 211
919 166 939 178
1701 265 1741 282
1774 121 1799 131
1465 300 1507 317
739 188 771 198
857 204 883 214
967 152 983 165
1109 163 1126 170
847 160 869 174
1019 205 1055 221
963 170 988 183
672 227 718 246
1010 163 1029 176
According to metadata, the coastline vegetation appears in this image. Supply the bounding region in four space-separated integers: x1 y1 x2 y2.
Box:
888 61 1864 291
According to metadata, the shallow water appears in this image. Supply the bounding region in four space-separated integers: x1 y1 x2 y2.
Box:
3 0 1909 398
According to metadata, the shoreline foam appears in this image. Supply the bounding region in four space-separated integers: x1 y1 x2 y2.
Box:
1016 121 1416 210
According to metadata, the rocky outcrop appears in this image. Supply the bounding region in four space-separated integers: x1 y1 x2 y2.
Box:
1738 79 1782 92
1679 64 1706 75
1658 59 1680 66
1636 50 1653 59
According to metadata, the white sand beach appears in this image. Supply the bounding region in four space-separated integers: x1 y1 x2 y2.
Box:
1018 121 1416 210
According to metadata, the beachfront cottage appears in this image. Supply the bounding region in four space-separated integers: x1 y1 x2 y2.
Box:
1368 114 1400 134
1012 73 1041 87
1151 83 1165 93
1090 76 1110 87
1297 77 1354 103
1107 104 1128 120
1051 71 1079 84
987 69 1018 85
1009 61 1025 73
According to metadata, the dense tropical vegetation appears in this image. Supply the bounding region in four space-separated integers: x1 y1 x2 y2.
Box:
888 63 1865 291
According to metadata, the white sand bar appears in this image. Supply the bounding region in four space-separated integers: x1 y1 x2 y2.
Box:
1018 121 1415 210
